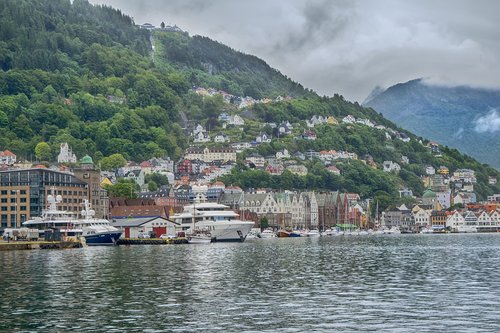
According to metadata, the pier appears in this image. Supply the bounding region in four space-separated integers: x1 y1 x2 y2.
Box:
0 240 83 251
117 237 188 245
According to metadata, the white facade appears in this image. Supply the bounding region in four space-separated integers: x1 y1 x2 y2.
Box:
57 142 77 163
383 161 401 173
413 208 431 226
227 115 245 126
0 150 16 165
276 149 290 160
446 211 465 229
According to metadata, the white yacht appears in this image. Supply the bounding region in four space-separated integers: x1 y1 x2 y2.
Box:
23 193 82 239
23 193 121 246
171 202 254 242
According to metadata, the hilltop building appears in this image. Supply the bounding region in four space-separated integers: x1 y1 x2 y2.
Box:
57 142 77 164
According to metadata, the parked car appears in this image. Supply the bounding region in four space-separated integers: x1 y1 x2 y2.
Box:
160 234 175 239
138 233 150 239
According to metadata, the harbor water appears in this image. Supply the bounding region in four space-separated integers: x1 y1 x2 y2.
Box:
1 234 500 332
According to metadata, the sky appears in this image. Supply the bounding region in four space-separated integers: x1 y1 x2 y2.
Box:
90 0 500 103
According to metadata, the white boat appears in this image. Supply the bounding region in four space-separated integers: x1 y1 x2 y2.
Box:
321 229 334 236
385 226 401 234
419 227 433 234
456 225 478 233
245 230 260 240
186 228 213 244
259 229 276 238
23 193 121 246
171 202 254 242
345 229 359 236
305 229 321 237
23 193 82 239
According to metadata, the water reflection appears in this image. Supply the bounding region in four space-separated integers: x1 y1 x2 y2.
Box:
1 234 500 332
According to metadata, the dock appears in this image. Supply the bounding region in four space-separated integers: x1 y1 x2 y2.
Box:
117 237 188 245
0 237 188 251
0 240 83 251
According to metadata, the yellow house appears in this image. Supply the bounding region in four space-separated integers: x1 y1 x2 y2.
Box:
327 116 338 125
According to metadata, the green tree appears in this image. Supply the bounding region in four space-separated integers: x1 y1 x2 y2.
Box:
100 153 127 171
34 142 51 161
148 181 158 192
104 179 139 198
259 216 269 230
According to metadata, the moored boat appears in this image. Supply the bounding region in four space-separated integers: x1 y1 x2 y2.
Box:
79 200 122 246
276 229 290 237
171 201 254 242
186 228 213 244
259 229 277 238
305 229 321 237
23 192 121 246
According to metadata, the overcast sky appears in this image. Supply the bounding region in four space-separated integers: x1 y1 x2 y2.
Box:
90 0 500 103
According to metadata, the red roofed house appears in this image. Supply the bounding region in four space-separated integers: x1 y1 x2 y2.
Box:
0 150 16 165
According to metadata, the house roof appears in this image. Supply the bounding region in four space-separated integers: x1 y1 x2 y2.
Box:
111 216 178 227
1 150 16 156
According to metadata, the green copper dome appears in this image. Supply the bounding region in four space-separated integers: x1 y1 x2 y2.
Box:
422 188 436 198
81 155 93 164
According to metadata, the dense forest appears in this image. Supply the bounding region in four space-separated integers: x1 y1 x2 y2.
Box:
0 0 498 204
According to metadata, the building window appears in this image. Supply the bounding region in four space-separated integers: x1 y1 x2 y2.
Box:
20 198 26 203
20 206 26 211
1 190 7 195
1 207 7 211
1 198 6 203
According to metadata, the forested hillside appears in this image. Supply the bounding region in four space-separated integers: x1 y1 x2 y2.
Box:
0 0 498 204
154 31 316 99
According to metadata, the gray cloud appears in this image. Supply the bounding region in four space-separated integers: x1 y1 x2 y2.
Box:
90 0 500 102
474 109 500 133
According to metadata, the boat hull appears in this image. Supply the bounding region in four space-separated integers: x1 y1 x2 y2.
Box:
187 235 212 244
84 231 122 246
277 230 290 237
196 221 254 242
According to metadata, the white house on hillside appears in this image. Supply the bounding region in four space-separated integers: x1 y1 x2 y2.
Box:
0 150 16 165
57 142 77 163
383 161 401 173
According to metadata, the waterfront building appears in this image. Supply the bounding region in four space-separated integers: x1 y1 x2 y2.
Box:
430 210 447 230
73 155 109 219
413 208 431 227
383 206 413 231
111 216 179 238
446 210 466 230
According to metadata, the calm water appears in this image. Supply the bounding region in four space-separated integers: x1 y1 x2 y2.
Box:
1 234 500 332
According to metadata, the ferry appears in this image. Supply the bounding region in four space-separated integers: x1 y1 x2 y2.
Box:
171 202 254 242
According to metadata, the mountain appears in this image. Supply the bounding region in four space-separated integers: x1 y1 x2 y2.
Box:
363 79 500 169
0 0 498 204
